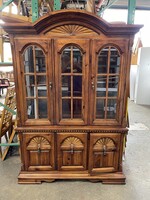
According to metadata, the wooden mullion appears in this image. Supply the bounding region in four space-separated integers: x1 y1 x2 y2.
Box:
71 46 73 119
105 46 111 119
33 45 39 119
62 97 71 99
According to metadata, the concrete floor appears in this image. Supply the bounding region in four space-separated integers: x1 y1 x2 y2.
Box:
0 99 150 200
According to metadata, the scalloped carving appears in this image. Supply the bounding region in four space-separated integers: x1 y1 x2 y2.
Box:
27 136 51 150
93 137 116 151
61 136 84 148
46 25 98 36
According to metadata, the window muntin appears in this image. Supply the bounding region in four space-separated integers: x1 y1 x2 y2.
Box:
23 45 48 119
96 46 120 119
61 46 83 119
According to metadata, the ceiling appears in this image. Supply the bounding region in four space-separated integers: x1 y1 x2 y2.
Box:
111 0 150 10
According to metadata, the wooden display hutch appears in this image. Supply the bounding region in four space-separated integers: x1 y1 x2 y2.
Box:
2 10 142 184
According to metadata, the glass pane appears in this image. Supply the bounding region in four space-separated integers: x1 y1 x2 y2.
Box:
110 47 120 74
35 47 46 73
61 47 71 73
73 76 82 97
62 75 71 97
38 99 47 118
26 86 34 97
98 47 109 74
96 99 105 119
37 86 47 97
24 46 34 73
73 99 82 118
62 99 71 118
73 47 82 73
25 75 35 86
96 76 107 97
37 75 46 85
107 99 117 119
108 75 119 97
27 99 35 119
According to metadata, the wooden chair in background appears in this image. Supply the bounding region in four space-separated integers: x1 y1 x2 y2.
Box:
0 78 10 96
0 85 18 161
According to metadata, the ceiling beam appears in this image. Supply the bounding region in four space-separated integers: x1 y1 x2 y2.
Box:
127 0 136 24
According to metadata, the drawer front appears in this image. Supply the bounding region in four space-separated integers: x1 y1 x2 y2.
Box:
89 133 121 173
23 133 54 171
57 133 87 171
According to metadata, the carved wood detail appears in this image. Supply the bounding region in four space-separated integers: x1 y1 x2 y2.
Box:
46 25 98 36
17 129 127 134
61 136 84 148
93 137 116 151
27 136 51 150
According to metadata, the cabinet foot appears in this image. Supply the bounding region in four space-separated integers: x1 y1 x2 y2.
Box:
18 171 125 184
89 179 100 183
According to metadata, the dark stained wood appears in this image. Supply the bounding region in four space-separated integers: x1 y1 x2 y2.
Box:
1 9 142 184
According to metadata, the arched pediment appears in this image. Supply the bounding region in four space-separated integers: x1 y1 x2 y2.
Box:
1 10 143 36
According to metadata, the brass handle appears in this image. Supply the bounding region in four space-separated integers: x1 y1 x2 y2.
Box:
70 144 74 154
49 82 53 89
37 144 41 154
91 81 95 90
103 145 107 156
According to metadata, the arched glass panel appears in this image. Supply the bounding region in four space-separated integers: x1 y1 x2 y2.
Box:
23 45 48 119
96 46 120 119
61 46 83 119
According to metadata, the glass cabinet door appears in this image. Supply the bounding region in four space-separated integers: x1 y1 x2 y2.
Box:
61 46 82 119
23 45 50 122
55 40 89 125
91 44 122 124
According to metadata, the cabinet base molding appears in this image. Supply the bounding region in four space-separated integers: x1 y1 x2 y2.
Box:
18 171 126 184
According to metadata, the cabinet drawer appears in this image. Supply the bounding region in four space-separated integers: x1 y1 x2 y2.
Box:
89 133 121 174
23 133 54 171
57 133 87 171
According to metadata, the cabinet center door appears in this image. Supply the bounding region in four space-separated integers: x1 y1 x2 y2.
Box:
54 39 89 125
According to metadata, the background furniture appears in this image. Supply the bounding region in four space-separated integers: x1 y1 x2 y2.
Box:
0 85 17 160
0 78 10 96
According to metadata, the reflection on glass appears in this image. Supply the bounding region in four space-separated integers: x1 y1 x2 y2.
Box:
35 47 46 73
23 45 48 120
107 99 117 119
96 99 105 119
38 99 47 118
38 87 47 97
26 86 34 97
108 76 119 97
62 99 71 118
73 99 82 118
98 47 109 74
96 76 107 97
73 76 82 97
110 47 120 74
61 47 71 73
25 75 35 97
27 99 35 119
73 47 82 73
24 46 46 73
24 46 34 73
25 75 35 86
37 75 46 85
62 75 71 97
61 45 83 120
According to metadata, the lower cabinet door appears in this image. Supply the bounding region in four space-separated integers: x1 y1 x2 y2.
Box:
57 133 87 171
89 133 121 173
24 133 54 171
